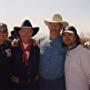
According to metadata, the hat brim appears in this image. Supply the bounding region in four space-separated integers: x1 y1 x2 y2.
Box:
14 26 39 37
63 30 74 34
44 20 69 28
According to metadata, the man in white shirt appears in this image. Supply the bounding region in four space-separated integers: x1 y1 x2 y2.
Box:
62 26 90 90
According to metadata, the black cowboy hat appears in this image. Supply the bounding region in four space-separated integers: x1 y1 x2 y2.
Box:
11 30 19 37
14 19 39 36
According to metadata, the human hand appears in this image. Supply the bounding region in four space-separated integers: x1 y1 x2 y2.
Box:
10 76 19 83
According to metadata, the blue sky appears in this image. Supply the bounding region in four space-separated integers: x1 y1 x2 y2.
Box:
0 0 90 36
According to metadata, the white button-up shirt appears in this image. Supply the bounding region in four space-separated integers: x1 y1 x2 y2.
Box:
65 45 90 90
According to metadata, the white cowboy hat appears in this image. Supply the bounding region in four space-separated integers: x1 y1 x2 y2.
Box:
44 14 69 28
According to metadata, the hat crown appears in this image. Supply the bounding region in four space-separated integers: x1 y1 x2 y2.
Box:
21 20 32 27
66 26 77 34
52 14 63 22
14 19 39 37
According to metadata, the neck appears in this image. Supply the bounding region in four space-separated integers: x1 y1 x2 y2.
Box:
0 41 5 45
23 41 29 44
0 43 4 45
68 43 77 50
20 39 32 44
50 34 60 40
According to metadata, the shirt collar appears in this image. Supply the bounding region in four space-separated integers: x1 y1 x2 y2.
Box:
50 35 61 42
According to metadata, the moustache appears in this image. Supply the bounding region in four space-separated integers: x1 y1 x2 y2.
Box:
50 29 60 32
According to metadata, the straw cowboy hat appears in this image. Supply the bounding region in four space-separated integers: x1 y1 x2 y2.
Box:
14 19 39 37
44 14 69 28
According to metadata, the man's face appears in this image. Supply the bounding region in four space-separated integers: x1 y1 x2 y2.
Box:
19 28 33 43
48 22 63 35
62 32 77 47
0 29 8 44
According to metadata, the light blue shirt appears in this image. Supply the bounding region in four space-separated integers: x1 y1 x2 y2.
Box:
40 36 67 80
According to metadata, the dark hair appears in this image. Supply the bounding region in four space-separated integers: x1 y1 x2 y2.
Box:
0 23 8 32
62 26 81 46
75 33 81 45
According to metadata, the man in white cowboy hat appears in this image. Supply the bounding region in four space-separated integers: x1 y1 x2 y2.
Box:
10 20 40 90
39 13 69 90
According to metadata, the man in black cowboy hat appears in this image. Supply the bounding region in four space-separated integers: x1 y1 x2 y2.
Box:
10 20 40 90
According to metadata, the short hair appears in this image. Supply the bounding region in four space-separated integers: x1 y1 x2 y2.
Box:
0 23 8 32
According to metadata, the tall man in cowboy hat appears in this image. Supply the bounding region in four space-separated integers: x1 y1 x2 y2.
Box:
10 20 40 90
39 14 69 90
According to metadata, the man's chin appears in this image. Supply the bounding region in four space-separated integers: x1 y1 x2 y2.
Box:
64 42 71 46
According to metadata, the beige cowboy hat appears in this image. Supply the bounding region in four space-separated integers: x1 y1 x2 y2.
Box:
44 14 69 28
